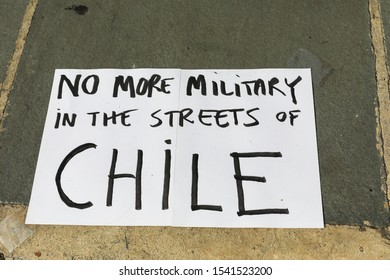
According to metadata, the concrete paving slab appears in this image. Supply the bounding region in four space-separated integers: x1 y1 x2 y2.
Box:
0 0 388 227
1 205 390 259
0 0 29 84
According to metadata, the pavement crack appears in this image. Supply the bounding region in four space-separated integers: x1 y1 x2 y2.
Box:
124 234 130 250
259 229 278 258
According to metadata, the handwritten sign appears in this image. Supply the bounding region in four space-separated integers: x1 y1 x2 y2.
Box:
26 69 323 228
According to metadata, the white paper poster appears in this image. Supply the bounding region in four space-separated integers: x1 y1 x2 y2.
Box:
26 68 323 228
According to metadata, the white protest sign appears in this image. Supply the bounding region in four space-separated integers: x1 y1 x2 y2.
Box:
26 68 323 228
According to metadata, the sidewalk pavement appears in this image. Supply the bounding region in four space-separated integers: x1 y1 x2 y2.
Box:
0 0 389 259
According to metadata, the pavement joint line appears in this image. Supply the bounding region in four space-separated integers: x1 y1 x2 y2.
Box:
0 0 38 132
369 0 390 207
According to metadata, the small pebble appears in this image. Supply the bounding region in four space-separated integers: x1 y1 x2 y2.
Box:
34 250 42 257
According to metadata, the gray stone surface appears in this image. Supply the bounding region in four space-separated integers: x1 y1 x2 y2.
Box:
0 0 29 83
0 0 388 226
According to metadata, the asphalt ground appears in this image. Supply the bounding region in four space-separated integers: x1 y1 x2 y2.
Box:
0 0 390 259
